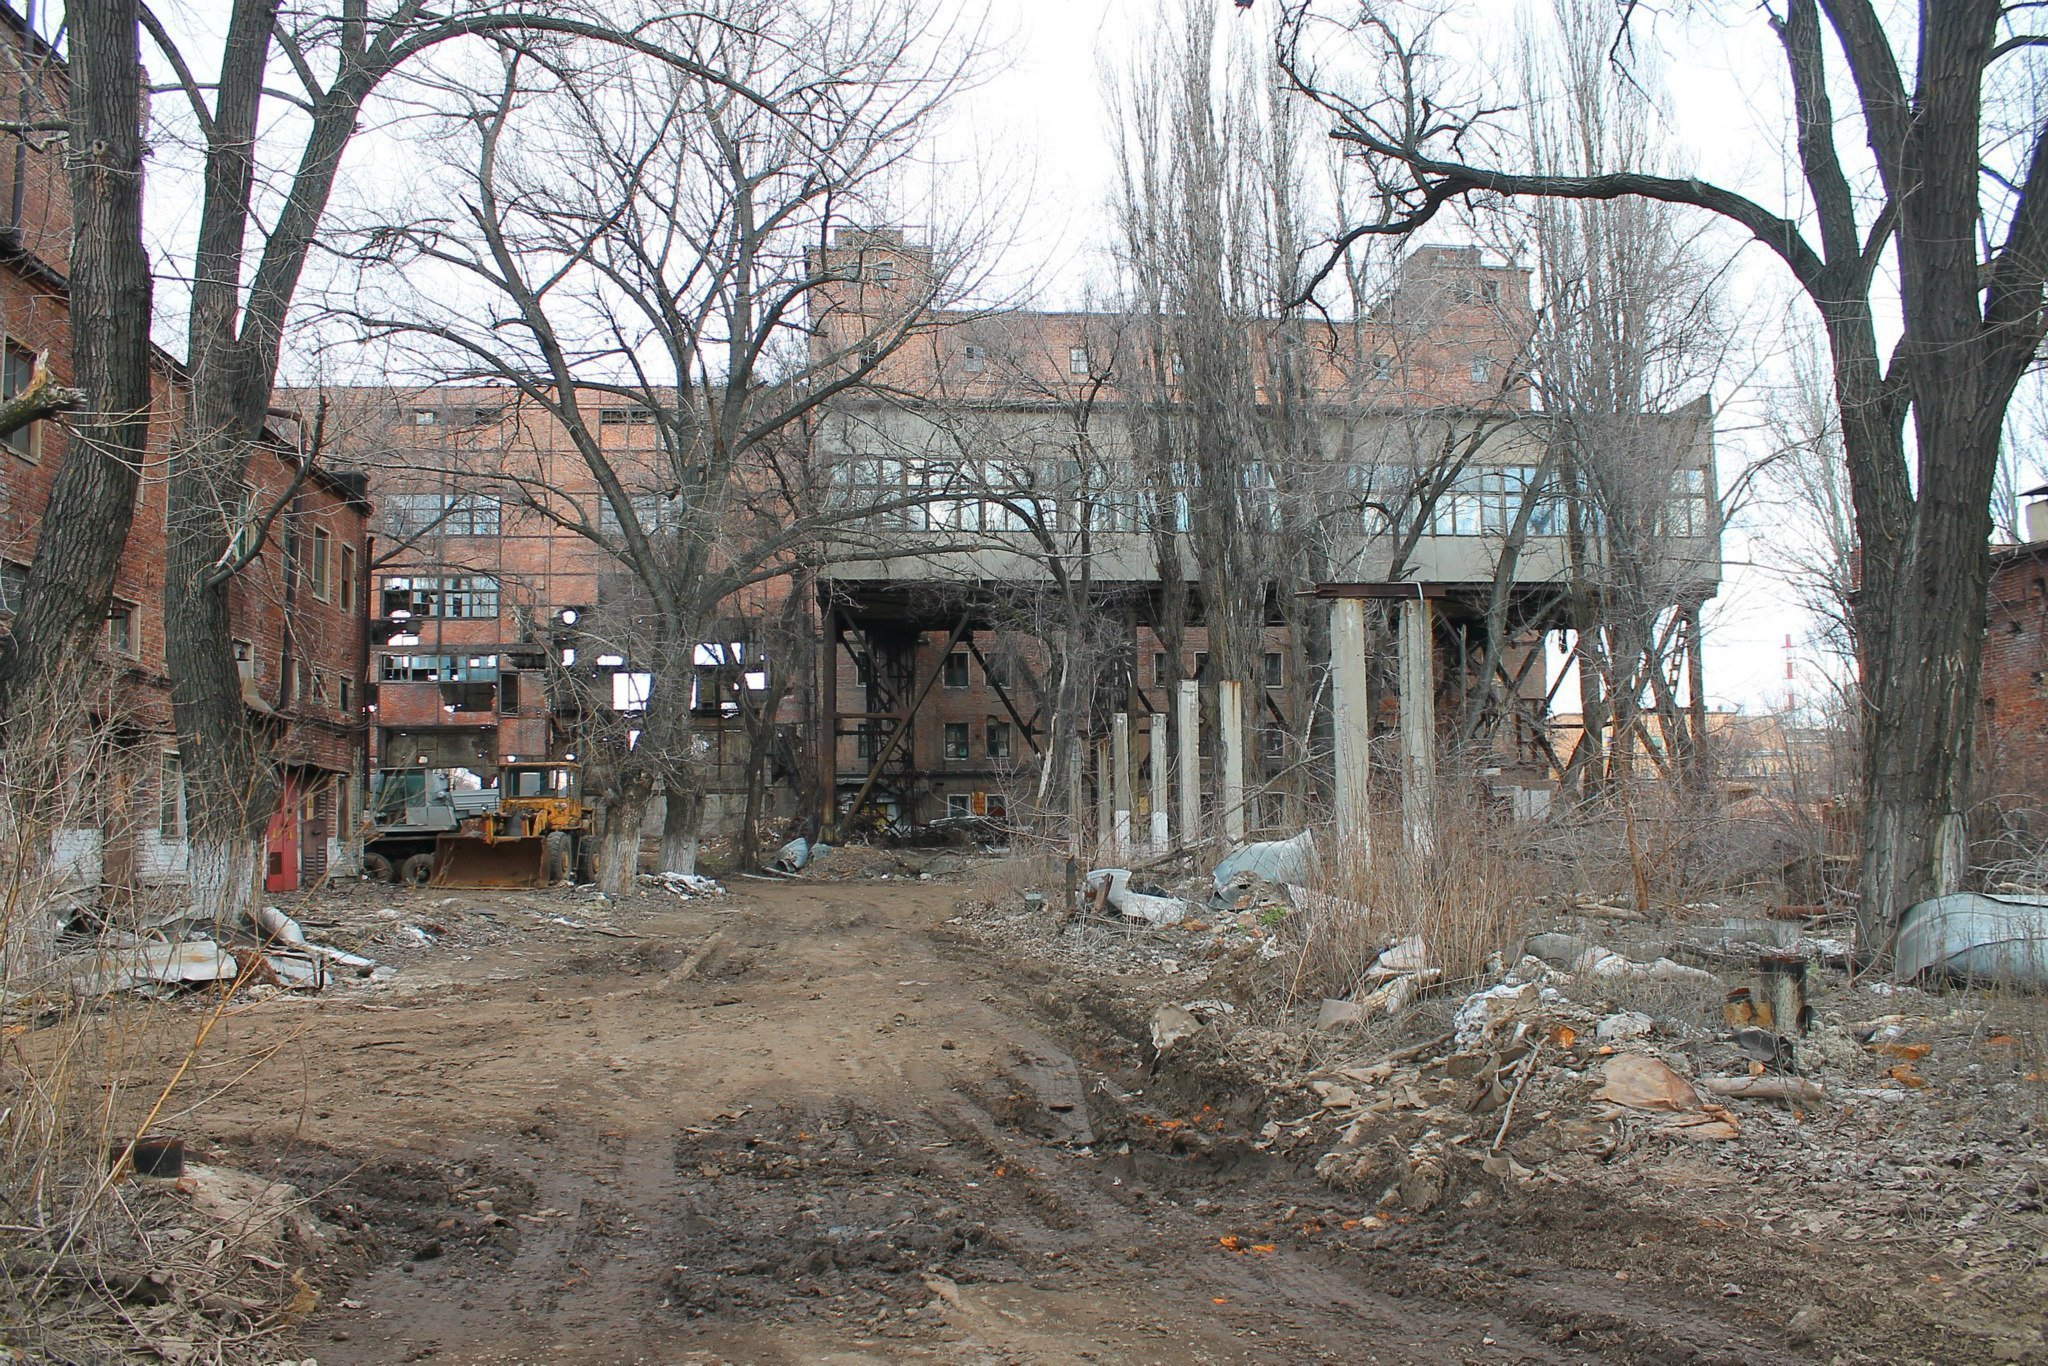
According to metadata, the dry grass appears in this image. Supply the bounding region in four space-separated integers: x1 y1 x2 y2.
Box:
0 690 313 1362
1292 804 1546 1002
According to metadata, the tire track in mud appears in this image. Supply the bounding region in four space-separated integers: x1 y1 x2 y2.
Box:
279 879 1792 1362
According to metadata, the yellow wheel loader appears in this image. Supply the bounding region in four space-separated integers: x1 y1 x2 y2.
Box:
364 763 589 889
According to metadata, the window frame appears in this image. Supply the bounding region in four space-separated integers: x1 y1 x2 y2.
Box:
338 543 356 614
1068 345 1090 376
942 721 971 760
159 751 185 839
1 343 41 461
106 601 136 657
308 524 332 600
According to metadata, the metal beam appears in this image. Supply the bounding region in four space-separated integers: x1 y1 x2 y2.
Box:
841 616 972 826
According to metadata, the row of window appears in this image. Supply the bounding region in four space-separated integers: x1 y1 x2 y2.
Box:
853 720 1014 761
831 456 1712 539
376 491 686 541
939 344 1497 385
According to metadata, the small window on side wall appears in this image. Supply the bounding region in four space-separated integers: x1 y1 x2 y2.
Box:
2 344 41 460
338 544 356 614
107 603 135 656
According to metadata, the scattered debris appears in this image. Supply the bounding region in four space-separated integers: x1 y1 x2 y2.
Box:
1575 944 1717 987
772 837 814 872
650 871 726 898
1083 867 1189 927
1210 830 1315 896
1698 1075 1825 1104
1453 981 1541 1049
1595 1010 1653 1042
1592 1053 1700 1112
1149 1003 1202 1053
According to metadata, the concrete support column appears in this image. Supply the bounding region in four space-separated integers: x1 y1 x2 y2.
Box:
1218 678 1246 846
1111 712 1133 862
1330 597 1372 870
1148 719 1169 853
1399 598 1437 854
1095 736 1113 862
1176 680 1200 851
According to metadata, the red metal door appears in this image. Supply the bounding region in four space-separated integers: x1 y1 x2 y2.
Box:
264 776 299 893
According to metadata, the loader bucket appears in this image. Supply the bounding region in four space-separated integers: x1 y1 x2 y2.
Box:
429 835 550 888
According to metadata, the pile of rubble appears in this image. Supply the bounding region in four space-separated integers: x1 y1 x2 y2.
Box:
964 838 2048 1260
40 902 393 1005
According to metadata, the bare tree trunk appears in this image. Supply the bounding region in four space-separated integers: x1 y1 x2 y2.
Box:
660 785 705 877
0 0 150 729
597 773 653 896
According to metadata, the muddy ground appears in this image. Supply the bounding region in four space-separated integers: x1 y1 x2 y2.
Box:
126 867 2046 1363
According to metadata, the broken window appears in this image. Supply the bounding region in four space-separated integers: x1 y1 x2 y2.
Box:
1663 468 1713 538
943 722 970 760
234 639 255 682
943 652 969 688
380 575 498 620
1371 353 1392 381
599 493 676 537
443 681 497 713
103 602 134 656
379 654 498 683
611 671 651 712
1264 652 1283 688
1068 346 1089 376
0 561 25 615
962 343 985 372
338 543 356 613
2 344 39 459
597 406 656 426
159 751 185 838
499 672 520 713
1469 357 1491 386
986 721 1012 760
379 492 500 538
946 793 972 818
1430 466 1554 537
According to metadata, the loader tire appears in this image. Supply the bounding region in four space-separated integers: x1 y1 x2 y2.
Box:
543 832 573 884
362 852 395 883
400 853 436 887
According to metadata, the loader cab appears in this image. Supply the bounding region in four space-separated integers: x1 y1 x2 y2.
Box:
501 762 580 803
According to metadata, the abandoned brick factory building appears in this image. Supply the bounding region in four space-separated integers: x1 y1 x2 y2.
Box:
0 7 370 896
285 226 1719 860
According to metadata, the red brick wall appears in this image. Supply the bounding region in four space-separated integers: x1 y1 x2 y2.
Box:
1979 548 2048 814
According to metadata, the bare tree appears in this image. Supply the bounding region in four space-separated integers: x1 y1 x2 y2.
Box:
343 6 983 888
1276 0 2048 941
35 1 799 920
0 5 143 745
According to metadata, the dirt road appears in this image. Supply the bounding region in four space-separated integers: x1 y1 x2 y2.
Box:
181 877 1797 1363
